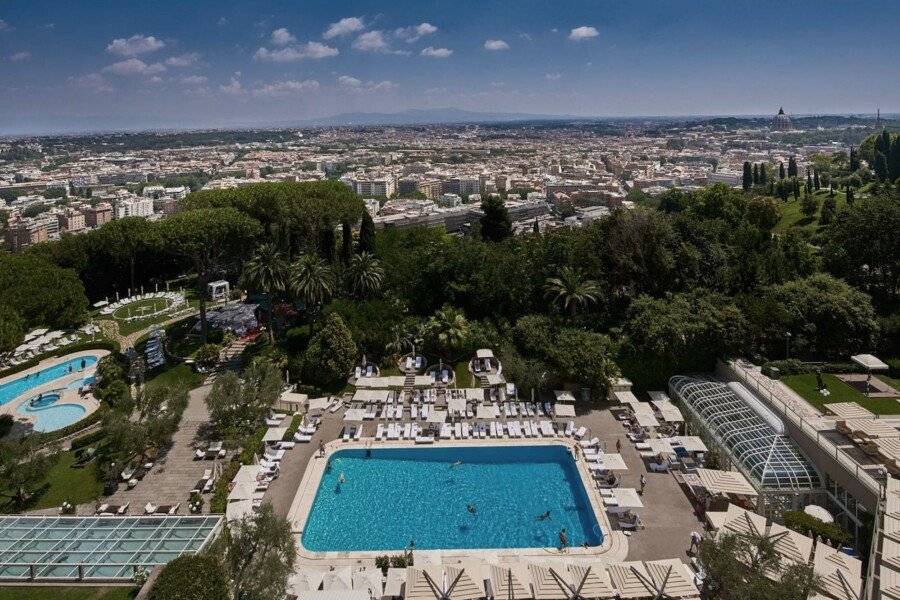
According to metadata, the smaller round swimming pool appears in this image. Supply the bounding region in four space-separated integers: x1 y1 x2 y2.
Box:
16 394 87 432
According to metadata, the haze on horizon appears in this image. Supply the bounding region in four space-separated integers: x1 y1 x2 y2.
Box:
0 0 898 135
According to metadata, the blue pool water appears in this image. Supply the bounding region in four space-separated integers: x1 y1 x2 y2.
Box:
17 396 87 432
0 355 98 406
302 445 602 552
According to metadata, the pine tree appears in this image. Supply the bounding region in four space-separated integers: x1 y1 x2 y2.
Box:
792 178 800 200
849 146 860 171
752 163 759 185
358 211 376 254
806 168 813 194
340 220 352 265
881 129 892 158
318 227 336 263
760 164 768 185
779 162 786 180
813 170 820 190
532 219 540 234
787 156 798 178
742 161 752 191
801 193 818 218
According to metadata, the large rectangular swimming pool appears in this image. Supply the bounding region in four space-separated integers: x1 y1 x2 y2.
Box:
301 445 602 552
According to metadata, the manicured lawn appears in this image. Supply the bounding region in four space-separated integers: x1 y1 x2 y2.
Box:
112 297 173 321
144 363 203 392
774 190 848 234
782 372 900 415
0 586 137 600
2 452 103 512
454 361 473 388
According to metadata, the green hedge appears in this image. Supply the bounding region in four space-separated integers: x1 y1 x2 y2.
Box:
762 359 866 379
210 459 240 514
148 554 229 600
69 429 106 451
239 426 268 465
283 414 304 441
783 510 851 546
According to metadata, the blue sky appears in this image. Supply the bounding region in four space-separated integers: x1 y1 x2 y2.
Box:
0 0 898 133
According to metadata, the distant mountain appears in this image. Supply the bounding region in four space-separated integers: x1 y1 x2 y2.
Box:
297 107 574 126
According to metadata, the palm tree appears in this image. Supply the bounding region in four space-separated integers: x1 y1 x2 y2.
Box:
345 252 385 298
425 306 470 359
289 254 334 321
544 267 603 316
241 243 288 344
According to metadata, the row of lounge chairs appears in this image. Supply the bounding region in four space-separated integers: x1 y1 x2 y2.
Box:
95 503 129 516
367 419 578 443
503 401 554 418
99 291 183 315
404 356 424 370
293 417 320 443
144 502 180 515
145 329 165 370
194 441 226 460
191 468 215 495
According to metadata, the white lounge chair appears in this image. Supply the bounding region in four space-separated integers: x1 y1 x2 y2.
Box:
573 426 588 439
376 423 385 440
579 437 600 448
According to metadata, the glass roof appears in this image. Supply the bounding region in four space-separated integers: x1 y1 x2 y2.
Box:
0 515 221 581
669 376 821 492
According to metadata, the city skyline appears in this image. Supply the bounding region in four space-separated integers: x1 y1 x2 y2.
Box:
1 0 899 134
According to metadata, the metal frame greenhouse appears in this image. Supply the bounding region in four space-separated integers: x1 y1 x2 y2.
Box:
0 515 222 581
669 376 821 510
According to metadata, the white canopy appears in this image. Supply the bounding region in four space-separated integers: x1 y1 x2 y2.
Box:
698 468 758 498
295 592 369 600
554 403 576 418
307 397 332 413
852 353 889 371
384 568 407 598
804 504 834 523
672 435 708 453
262 427 287 443
476 404 499 420
352 389 392 403
448 396 467 415
598 453 628 471
485 373 506 386
356 376 406 388
476 349 494 359
322 566 352 590
646 438 674 456
351 568 384 596
289 568 326 594
427 410 448 424
554 390 577 403
611 488 644 509
633 411 659 428
343 408 367 422
615 390 641 405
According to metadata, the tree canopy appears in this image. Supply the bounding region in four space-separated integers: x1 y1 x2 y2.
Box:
0 253 88 329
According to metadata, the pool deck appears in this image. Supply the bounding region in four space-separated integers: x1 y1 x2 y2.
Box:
287 437 628 567
0 350 107 434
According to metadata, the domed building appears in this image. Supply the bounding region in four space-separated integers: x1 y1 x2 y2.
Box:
772 107 793 131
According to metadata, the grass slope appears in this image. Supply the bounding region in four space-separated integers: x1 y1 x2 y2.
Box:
782 372 900 415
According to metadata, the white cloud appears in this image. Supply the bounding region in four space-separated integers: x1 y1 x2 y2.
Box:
68 73 113 93
165 52 200 67
180 75 208 86
338 75 396 93
353 30 389 52
253 79 320 97
0 19 9 31
217 17 228 26
545 72 561 80
323 17 364 39
9 51 31 62
484 39 509 51
568 26 598 41
148 75 164 84
220 76 244 95
102 58 166 76
106 34 165 56
420 46 452 58
254 41 338 62
270 27 296 46
395 22 437 43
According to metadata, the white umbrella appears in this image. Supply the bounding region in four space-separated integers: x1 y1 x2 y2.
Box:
804 504 834 523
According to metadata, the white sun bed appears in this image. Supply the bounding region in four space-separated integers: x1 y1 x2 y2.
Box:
376 423 385 440
573 426 588 439
579 437 600 448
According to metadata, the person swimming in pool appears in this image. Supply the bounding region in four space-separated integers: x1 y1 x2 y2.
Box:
338 472 346 484
80 358 86 370
451 460 463 469
466 504 477 514
558 528 569 549
536 511 551 521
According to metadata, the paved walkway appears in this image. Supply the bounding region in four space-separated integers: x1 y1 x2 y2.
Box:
99 384 223 515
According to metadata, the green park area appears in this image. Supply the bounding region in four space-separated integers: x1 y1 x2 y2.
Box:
0 587 136 600
782 372 900 416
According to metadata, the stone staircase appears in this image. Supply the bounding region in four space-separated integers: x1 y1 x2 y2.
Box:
204 338 250 384
402 370 416 400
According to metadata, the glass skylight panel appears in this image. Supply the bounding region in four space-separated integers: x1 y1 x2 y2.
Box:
669 376 821 492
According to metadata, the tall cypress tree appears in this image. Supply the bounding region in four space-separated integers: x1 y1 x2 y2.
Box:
779 162 786 180
849 146 860 171
340 220 352 265
787 156 798 178
890 136 900 182
806 170 813 194
752 163 759 185
742 161 752 191
813 170 820 190
358 211 376 254
874 152 889 182
760 164 768 185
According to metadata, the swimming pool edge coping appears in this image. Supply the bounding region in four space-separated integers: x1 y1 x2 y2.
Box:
285 437 628 565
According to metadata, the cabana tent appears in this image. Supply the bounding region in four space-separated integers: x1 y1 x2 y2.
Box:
352 389 393 403
696 468 758 498
812 543 863 600
355 376 406 389
307 397 332 414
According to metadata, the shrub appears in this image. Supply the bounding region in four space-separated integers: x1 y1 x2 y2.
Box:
375 555 390 572
70 429 105 450
783 511 851 547
762 359 808 378
148 554 229 600
0 414 13 438
195 344 221 370
285 326 311 353
210 459 240 514
283 414 304 441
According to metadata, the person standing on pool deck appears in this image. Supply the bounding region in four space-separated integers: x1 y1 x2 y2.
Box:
640 474 646 495
616 438 622 453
